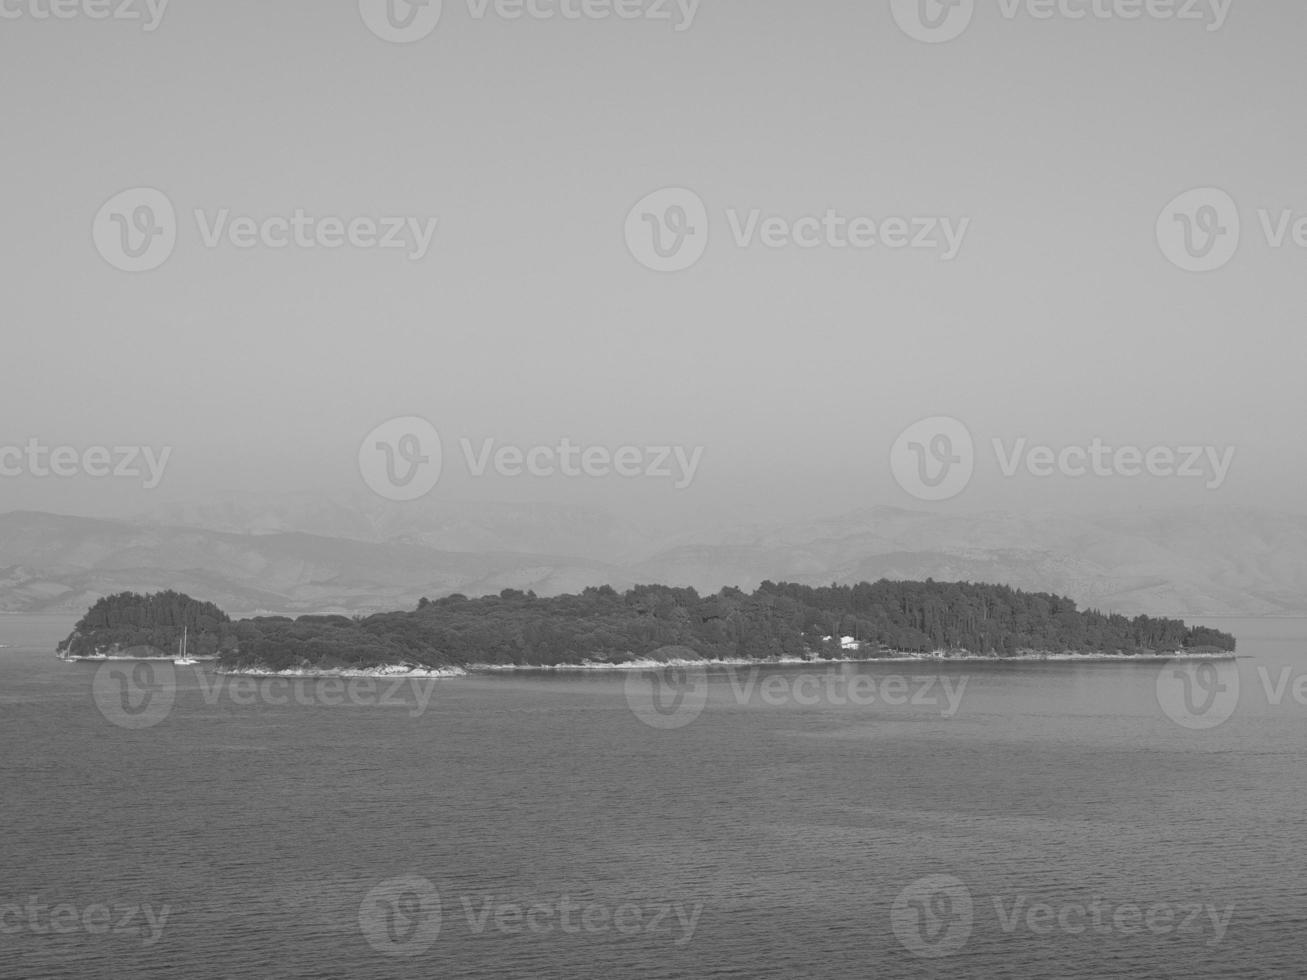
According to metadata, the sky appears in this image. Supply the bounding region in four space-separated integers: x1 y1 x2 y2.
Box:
0 0 1303 531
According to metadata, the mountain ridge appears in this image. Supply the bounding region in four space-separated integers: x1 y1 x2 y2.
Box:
3 502 1305 618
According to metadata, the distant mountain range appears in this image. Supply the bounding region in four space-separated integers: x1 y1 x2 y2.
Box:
1 496 1305 617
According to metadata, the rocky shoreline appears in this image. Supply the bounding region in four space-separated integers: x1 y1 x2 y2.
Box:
208 648 1238 677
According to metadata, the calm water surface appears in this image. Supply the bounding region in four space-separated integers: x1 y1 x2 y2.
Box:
1 615 1304 978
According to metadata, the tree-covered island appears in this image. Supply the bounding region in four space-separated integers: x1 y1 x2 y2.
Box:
57 581 1237 672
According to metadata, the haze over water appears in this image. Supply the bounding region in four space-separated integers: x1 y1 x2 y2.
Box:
2 615 1303 978
4 2 1306 976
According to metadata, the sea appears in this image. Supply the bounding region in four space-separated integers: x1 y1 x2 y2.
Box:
1 614 1304 978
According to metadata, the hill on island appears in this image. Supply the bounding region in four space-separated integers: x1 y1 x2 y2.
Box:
58 581 1237 671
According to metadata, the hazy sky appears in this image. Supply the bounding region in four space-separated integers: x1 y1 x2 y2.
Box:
1 0 1303 529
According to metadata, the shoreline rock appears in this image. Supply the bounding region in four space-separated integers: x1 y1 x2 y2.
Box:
211 649 1237 676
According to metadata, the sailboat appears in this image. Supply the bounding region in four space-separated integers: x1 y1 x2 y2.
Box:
174 626 198 666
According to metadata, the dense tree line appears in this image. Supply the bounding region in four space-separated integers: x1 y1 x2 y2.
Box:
60 582 1237 669
752 580 1235 657
58 590 234 658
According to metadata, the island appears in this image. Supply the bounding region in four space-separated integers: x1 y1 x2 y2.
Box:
56 581 1237 675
